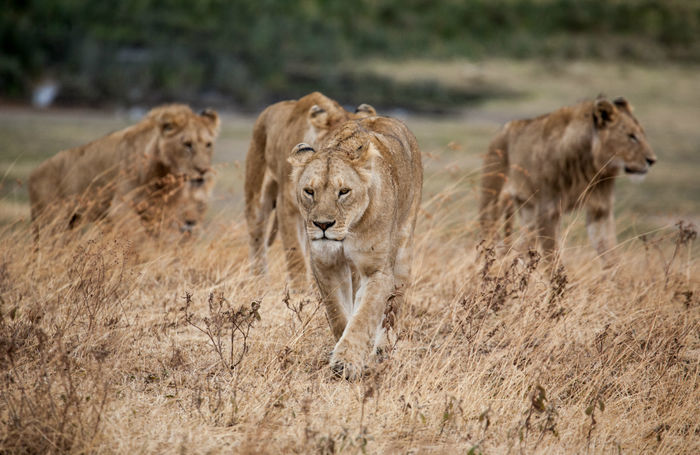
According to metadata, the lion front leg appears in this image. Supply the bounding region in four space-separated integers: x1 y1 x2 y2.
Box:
331 270 393 380
310 251 353 341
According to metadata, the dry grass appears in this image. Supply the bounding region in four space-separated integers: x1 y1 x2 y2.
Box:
1 59 699 453
0 182 698 453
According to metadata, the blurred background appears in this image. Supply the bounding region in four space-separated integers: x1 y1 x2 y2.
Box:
2 0 699 110
1 0 699 238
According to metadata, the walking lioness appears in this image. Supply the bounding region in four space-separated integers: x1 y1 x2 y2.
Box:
289 116 423 379
244 92 375 290
480 97 656 261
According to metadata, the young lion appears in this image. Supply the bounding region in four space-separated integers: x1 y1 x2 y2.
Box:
136 171 215 236
173 171 215 234
29 104 220 236
244 92 376 290
480 97 656 261
288 116 423 380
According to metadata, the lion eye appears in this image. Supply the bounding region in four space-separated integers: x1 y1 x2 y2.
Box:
628 133 638 143
304 188 314 197
184 141 193 150
191 177 205 188
206 142 212 148
338 188 351 197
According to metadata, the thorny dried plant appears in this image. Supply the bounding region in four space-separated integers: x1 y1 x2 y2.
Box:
1 239 132 453
460 244 543 341
517 385 559 454
183 292 261 377
585 391 606 453
640 219 697 288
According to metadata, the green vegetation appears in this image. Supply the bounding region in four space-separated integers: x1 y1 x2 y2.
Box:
2 0 699 109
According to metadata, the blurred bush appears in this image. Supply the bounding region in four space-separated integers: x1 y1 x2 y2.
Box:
1 0 698 109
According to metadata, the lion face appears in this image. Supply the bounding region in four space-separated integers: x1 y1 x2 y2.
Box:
288 142 375 246
152 106 220 178
593 97 656 175
173 172 215 234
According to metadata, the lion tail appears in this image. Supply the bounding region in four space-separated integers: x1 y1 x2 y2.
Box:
479 129 509 242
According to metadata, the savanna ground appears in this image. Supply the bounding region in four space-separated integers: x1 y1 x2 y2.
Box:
1 60 698 453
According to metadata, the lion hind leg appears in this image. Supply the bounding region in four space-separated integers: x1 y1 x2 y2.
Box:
246 172 277 276
375 221 415 357
277 196 309 291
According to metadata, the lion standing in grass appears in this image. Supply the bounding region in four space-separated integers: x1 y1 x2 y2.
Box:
28 104 220 236
244 92 375 289
138 171 216 236
288 116 423 380
480 97 656 261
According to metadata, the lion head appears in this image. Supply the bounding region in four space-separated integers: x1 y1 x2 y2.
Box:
298 92 377 148
592 97 656 175
147 104 220 178
172 171 215 234
288 127 379 245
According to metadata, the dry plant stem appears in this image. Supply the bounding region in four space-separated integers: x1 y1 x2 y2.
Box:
0 200 697 453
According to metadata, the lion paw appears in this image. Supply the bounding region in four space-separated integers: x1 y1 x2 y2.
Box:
330 347 365 381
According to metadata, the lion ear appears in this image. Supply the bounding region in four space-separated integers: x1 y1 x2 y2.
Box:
199 108 220 136
349 141 381 169
613 97 633 113
309 105 329 129
288 143 316 167
355 103 377 117
593 99 617 129
159 116 178 136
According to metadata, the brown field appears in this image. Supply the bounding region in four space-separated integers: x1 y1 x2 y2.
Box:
1 60 698 453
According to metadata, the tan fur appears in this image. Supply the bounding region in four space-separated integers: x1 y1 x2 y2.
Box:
144 171 215 236
480 97 656 261
288 116 423 380
174 171 215 234
244 92 376 290
28 104 220 236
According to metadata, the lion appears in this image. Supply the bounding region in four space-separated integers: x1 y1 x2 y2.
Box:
28 104 220 237
288 116 423 380
244 92 376 290
480 97 656 262
172 171 215 234
136 170 215 236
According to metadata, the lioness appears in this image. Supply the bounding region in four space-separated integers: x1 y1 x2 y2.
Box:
480 97 656 261
244 92 376 289
137 171 215 235
289 116 423 379
173 171 215 234
29 104 219 236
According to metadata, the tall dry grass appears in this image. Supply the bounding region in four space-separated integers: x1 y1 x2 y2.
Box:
0 182 698 454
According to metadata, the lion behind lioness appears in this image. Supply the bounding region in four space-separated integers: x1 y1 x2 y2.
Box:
244 92 376 290
137 171 216 236
29 104 220 236
480 97 656 261
288 116 423 380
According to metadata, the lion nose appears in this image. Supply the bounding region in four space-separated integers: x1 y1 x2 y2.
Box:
313 220 336 231
646 157 656 166
180 220 196 233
